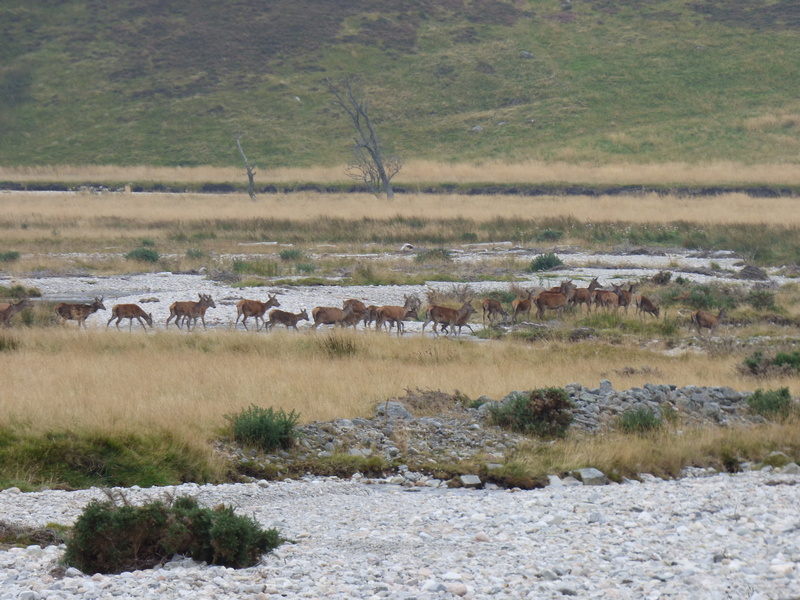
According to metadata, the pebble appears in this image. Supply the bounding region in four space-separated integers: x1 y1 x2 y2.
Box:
1 472 798 599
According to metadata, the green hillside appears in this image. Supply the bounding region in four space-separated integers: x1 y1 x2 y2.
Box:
1 0 799 167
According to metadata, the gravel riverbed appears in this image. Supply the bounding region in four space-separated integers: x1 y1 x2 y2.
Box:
1 472 799 599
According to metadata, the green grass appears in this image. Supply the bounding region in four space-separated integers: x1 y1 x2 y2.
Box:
2 1 800 166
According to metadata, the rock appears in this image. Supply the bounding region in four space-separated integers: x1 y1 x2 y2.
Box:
573 468 608 486
460 474 482 488
374 401 413 421
780 462 800 475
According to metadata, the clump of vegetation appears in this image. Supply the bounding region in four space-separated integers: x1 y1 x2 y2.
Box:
746 289 777 311
618 407 663 434
535 229 563 242
319 333 359 358
415 248 452 263
279 248 304 261
0 251 21 263
296 263 316 274
490 388 573 438
232 259 280 277
125 247 160 263
0 521 68 549
528 253 563 272
740 351 800 377
746 388 794 420
0 333 21 352
662 283 737 310
651 271 672 285
0 284 41 298
225 405 299 452
139 238 156 247
185 248 206 259
63 494 283 574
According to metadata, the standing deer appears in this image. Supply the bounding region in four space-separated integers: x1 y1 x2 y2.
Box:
569 277 600 313
166 294 216 330
592 288 619 311
534 280 576 319
690 308 726 335
235 294 280 331
267 308 310 331
55 297 106 328
0 298 33 327
636 295 660 319
107 304 154 331
422 301 476 336
375 295 420 336
342 299 368 329
614 283 636 314
482 298 507 326
511 289 535 323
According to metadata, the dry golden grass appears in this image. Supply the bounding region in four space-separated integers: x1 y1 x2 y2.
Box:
3 160 800 185
1 329 794 443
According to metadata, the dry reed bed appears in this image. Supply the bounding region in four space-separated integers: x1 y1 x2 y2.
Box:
4 161 800 185
1 329 791 441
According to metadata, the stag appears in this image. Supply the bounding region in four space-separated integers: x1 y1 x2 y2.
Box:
534 281 576 319
0 298 33 327
422 301 476 336
166 294 216 330
267 308 310 331
55 296 106 329
106 304 153 331
511 289 535 323
235 294 280 331
569 277 600 313
690 308 726 335
636 295 660 319
482 298 507 326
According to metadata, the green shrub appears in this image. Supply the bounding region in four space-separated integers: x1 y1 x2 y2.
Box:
741 351 800 377
415 248 452 263
528 253 563 272
125 247 160 263
773 351 800 371
0 333 21 352
618 407 663 434
742 351 765 375
279 248 304 261
460 232 478 243
0 251 20 263
296 263 316 274
319 333 359 358
186 248 206 259
225 405 299 452
232 259 280 277
747 289 776 311
746 388 793 420
490 388 573 438
535 229 563 242
139 238 156 247
64 495 282 574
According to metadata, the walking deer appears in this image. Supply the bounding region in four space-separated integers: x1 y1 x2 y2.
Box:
235 294 280 330
375 295 420 336
636 295 660 319
106 303 154 331
342 299 368 328
690 308 726 335
422 301 476 336
166 294 216 330
55 296 106 328
569 277 600 313
511 289 535 323
534 280 576 319
267 308 309 331
311 303 355 330
482 298 507 326
0 298 33 327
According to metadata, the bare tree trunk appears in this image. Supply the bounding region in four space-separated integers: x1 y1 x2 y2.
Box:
236 135 257 201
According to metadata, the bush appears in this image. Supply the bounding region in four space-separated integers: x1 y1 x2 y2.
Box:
740 351 800 377
125 247 160 263
490 388 573 438
747 289 776 311
746 388 793 420
319 333 358 358
278 248 304 261
0 251 20 263
64 494 282 574
186 248 206 259
534 229 563 242
414 248 452 263
773 351 800 371
618 407 663 434
528 253 563 272
225 405 299 452
232 259 280 277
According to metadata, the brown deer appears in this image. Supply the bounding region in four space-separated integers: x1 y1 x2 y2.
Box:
55 296 106 328
311 303 355 330
166 294 216 330
636 295 660 319
363 305 380 328
267 308 310 331
534 280 576 319
614 283 636 314
422 301 476 336
106 304 154 331
442 302 479 335
592 288 619 311
511 289 535 323
569 277 600 313
690 308 726 335
342 299 368 328
375 295 420 336
235 294 280 331
482 298 507 326
0 298 33 327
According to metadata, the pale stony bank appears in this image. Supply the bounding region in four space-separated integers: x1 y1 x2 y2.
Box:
1 471 799 599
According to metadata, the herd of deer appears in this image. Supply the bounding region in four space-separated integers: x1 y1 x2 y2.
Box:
0 280 729 336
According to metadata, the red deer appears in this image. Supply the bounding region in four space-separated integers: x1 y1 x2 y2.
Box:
482 298 507 326
311 303 355 330
166 294 216 330
636 295 660 319
55 296 106 328
614 283 636 314
569 277 600 313
534 281 576 319
0 298 33 327
443 302 479 335
267 308 310 331
342 299 368 328
106 304 154 331
363 305 380 328
422 302 476 336
375 295 420 336
592 288 619 311
690 308 726 335
235 294 280 331
511 289 535 323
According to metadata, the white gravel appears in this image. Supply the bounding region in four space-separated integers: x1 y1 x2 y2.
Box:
1 471 799 599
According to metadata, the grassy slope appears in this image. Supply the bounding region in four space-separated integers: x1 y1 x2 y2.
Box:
1 0 799 167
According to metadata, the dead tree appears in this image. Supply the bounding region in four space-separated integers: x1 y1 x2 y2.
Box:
236 135 257 201
325 77 402 199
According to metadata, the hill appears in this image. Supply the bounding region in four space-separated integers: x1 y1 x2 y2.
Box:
1 0 799 167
